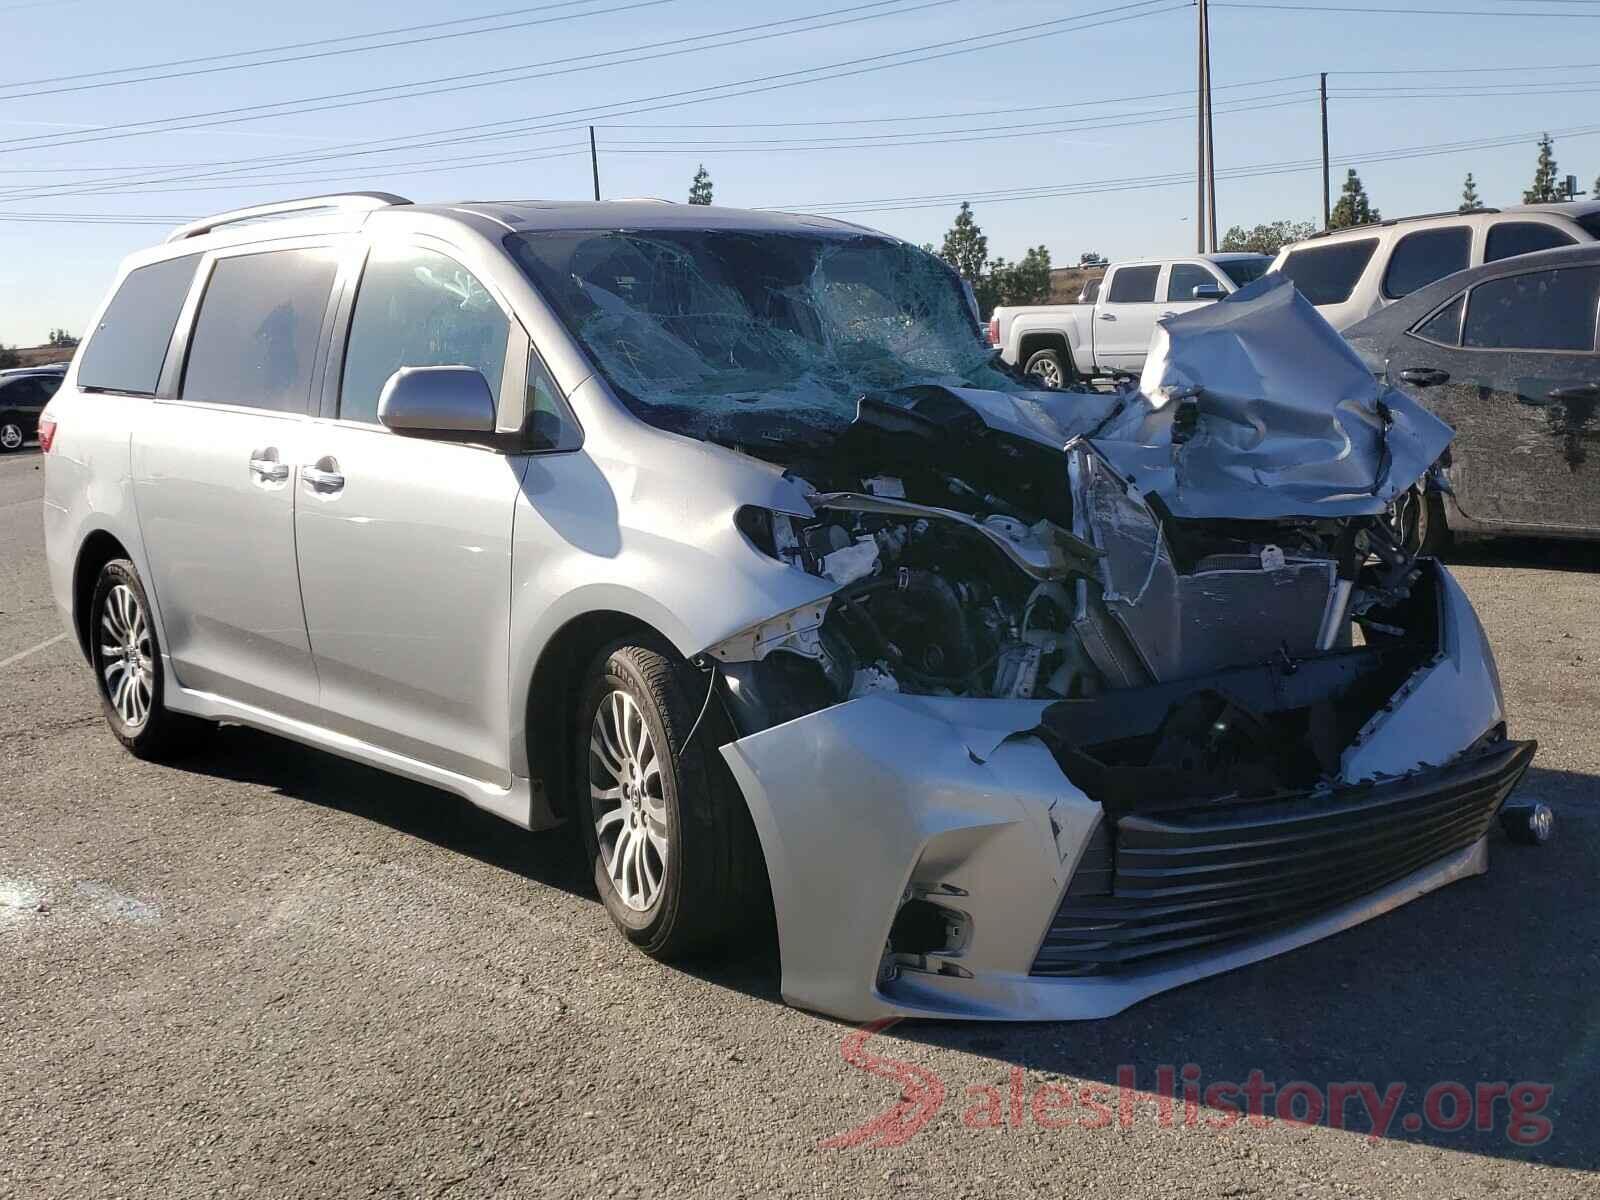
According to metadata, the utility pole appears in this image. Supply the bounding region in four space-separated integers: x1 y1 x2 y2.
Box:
1196 0 1206 252
1319 73 1331 229
1201 0 1217 252
589 126 601 201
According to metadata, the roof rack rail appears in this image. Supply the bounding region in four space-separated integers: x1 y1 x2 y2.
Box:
1304 206 1502 241
165 191 411 243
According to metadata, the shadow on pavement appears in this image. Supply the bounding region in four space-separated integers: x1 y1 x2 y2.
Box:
1447 536 1600 573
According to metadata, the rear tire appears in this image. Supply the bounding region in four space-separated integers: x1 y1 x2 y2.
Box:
0 414 25 453
88 559 204 760
1023 348 1073 390
575 640 767 960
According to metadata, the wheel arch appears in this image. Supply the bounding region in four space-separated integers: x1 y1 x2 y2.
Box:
1017 332 1075 374
71 529 132 662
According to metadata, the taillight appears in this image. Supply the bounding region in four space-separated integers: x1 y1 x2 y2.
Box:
38 413 57 454
987 316 1000 346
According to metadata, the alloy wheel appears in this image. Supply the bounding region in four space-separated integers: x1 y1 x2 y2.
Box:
1029 358 1062 389
99 583 153 728
588 689 669 911
0 423 23 451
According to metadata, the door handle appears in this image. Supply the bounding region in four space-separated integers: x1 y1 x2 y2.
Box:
1161 311 1178 319
1098 312 1117 321
1548 383 1600 402
248 449 289 483
1399 367 1450 387
302 457 344 493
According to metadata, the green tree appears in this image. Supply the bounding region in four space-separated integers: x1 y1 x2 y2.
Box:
1078 250 1107 267
1459 172 1483 213
1219 219 1316 254
687 164 713 206
0 344 19 369
1329 169 1379 229
938 202 989 283
1522 133 1561 203
46 328 78 348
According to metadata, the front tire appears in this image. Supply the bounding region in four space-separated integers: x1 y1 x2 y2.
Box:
88 559 202 759
1390 486 1450 557
0 415 25 452
575 641 766 960
1023 348 1073 390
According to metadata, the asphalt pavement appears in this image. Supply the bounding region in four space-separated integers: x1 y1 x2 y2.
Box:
2 445 1596 1199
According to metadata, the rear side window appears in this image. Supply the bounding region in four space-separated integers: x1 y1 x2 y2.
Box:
1484 221 1577 263
1277 239 1378 305
1218 257 1270 287
1411 294 1464 346
182 248 340 412
339 244 510 425
1106 265 1158 303
1463 266 1600 351
76 254 200 395
1382 227 1470 299
1165 263 1219 302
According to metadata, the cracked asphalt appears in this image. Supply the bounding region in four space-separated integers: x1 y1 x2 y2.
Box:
2 446 1597 1198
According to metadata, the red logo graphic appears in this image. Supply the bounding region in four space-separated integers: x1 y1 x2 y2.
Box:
816 1019 946 1149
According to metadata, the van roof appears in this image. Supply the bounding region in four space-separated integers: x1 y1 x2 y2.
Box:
1297 197 1600 243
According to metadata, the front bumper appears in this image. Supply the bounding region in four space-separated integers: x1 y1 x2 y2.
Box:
719 565 1533 1022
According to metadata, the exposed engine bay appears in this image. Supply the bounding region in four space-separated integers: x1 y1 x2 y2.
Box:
712 275 1481 815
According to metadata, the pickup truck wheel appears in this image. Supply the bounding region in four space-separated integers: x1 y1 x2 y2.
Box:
1023 349 1072 389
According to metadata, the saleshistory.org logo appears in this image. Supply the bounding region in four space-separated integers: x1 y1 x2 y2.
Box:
819 1020 1555 1151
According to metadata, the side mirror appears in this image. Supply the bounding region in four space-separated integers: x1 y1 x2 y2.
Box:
378 365 496 437
1191 282 1226 301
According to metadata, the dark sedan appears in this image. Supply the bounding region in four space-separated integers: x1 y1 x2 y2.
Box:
0 363 66 453
1344 243 1600 549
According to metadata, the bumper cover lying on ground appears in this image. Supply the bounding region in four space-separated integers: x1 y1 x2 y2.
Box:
720 565 1533 1022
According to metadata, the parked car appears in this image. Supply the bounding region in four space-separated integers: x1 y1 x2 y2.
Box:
0 362 67 452
43 195 1537 1022
1270 199 1600 331
1344 242 1600 549
988 253 1271 386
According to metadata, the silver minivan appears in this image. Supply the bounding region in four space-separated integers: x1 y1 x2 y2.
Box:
43 194 1539 1022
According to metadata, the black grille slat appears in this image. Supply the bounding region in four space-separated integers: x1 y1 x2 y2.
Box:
1031 741 1535 977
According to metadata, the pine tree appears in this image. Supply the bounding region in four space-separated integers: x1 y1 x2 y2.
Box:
687 164 714 206
1459 172 1483 213
1328 169 1379 230
1522 133 1560 203
938 202 989 282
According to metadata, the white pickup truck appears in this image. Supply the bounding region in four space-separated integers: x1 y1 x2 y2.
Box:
989 252 1272 386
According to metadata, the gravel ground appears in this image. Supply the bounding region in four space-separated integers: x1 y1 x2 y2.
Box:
2 446 1596 1199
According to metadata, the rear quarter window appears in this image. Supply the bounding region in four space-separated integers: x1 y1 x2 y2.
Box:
76 254 201 395
1484 221 1577 263
1277 238 1379 305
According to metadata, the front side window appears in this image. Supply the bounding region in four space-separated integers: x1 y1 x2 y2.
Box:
1484 221 1577 264
181 248 340 412
506 229 1021 447
76 254 200 395
1382 227 1470 299
1463 266 1600 351
1166 263 1220 302
1277 239 1379 305
1106 265 1158 304
339 244 510 425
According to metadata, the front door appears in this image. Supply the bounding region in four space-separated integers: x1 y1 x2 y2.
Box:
131 244 342 719
294 239 527 785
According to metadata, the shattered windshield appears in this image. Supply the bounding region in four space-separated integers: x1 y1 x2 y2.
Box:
506 228 1027 446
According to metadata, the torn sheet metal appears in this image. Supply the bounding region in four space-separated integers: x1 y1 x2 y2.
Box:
1089 274 1454 519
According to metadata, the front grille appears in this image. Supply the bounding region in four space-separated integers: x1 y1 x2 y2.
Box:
1032 740 1535 977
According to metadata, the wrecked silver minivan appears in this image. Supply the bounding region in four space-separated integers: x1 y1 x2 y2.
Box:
51 200 1536 1023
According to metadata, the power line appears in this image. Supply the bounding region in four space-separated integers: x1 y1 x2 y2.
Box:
0 0 971 153
1214 2 1600 15
0 0 684 103
0 0 1186 203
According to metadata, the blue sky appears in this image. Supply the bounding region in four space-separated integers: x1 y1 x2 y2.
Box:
2 0 1598 345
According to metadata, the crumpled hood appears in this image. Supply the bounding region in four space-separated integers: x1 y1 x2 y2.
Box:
1084 273 1454 519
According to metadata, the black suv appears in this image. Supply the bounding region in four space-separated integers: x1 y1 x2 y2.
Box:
0 363 66 452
